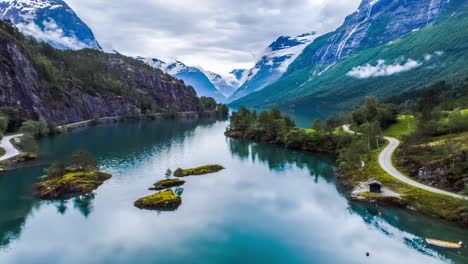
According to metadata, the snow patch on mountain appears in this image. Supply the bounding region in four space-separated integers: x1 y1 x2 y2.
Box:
138 57 227 102
0 0 101 50
228 32 317 102
203 70 247 97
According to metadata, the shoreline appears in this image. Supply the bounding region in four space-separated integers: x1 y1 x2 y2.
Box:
0 111 225 170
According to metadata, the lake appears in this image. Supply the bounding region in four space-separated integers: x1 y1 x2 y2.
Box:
0 119 467 263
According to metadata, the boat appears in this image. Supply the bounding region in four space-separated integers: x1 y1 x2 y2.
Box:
426 238 463 249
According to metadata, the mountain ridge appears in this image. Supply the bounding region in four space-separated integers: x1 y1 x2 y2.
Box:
0 20 201 124
227 32 317 102
229 0 465 119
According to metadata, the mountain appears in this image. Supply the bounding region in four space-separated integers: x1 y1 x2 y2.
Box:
203 70 246 97
227 32 317 102
0 20 200 124
139 57 227 102
230 0 468 119
0 0 101 50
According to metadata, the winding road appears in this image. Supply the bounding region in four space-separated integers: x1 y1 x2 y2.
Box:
0 134 23 162
343 125 467 200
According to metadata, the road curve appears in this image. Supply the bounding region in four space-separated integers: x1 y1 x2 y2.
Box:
379 137 466 199
0 134 24 161
343 125 467 200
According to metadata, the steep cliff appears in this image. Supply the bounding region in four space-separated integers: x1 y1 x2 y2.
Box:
0 21 200 124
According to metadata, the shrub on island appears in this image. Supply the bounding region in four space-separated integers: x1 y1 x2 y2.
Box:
32 151 111 200
173 165 225 177
134 189 182 211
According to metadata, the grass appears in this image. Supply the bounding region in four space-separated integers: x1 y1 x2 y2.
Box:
342 113 467 225
151 179 185 191
134 189 182 210
342 146 465 224
174 165 225 177
382 115 416 139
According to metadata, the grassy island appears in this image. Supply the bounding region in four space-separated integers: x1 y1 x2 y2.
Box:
33 150 111 200
33 170 112 200
134 189 182 211
150 179 185 191
174 165 225 177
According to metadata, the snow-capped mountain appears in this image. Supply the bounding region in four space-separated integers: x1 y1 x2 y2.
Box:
0 0 101 50
286 0 448 75
139 57 226 102
203 70 247 97
230 0 457 116
228 32 317 102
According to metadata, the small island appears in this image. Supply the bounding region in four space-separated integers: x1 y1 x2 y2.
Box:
33 151 112 200
134 189 182 210
149 179 185 191
174 164 224 177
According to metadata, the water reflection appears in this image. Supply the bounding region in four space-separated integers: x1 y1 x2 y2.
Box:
349 201 468 262
0 167 40 249
73 194 95 218
55 200 68 215
228 138 336 182
0 120 466 264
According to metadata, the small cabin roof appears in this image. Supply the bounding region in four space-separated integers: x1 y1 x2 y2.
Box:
368 180 382 186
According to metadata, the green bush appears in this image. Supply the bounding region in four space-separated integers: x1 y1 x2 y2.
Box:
16 134 38 153
20 120 50 138
0 116 8 133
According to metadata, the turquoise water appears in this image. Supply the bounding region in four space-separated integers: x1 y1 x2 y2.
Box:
0 119 467 264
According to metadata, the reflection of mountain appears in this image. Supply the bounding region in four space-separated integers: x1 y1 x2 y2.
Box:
228 138 336 182
39 119 218 166
0 167 40 249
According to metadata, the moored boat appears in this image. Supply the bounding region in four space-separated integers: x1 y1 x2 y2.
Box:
426 239 463 249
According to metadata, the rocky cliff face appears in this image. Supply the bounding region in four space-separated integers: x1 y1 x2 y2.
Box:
287 0 448 75
0 22 200 124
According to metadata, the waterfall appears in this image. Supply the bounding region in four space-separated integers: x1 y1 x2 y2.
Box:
335 2 374 61
426 0 443 25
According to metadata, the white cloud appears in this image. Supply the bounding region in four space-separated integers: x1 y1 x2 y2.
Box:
65 0 361 73
347 59 422 79
16 18 88 50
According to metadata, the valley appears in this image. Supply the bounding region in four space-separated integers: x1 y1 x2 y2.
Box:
0 0 467 263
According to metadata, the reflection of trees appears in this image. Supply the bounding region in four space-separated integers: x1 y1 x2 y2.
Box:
55 200 68 215
73 193 95 218
228 138 336 182
39 119 218 164
0 168 40 249
228 138 250 160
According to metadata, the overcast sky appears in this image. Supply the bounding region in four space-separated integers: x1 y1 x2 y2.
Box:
66 0 360 74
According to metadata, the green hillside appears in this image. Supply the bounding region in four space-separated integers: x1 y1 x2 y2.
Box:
230 0 468 118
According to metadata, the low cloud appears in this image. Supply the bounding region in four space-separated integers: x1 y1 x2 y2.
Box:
347 59 422 79
17 18 88 50
65 0 361 73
